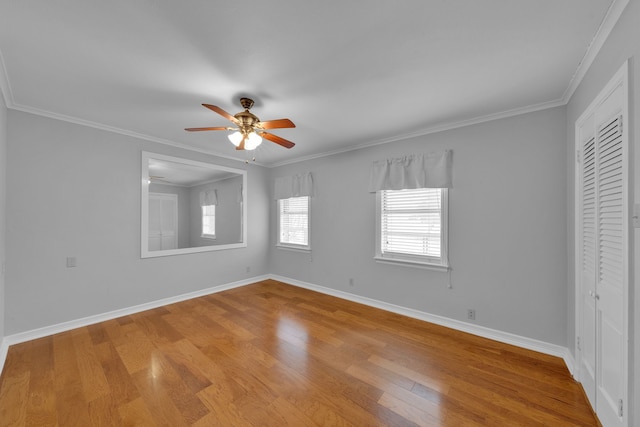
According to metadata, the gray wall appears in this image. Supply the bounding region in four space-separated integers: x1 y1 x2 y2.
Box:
565 1 639 424
5 110 270 334
0 92 6 343
2 8 638 415
269 106 568 345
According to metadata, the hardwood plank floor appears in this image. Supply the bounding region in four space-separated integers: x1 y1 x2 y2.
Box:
0 280 598 426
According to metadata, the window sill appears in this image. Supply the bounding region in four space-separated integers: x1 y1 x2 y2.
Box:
201 235 216 240
276 244 311 253
374 256 449 272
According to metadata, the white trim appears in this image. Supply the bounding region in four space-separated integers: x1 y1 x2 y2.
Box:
0 49 13 108
373 256 449 272
375 188 449 269
276 244 311 254
564 350 577 379
0 275 267 358
0 274 576 380
270 274 569 361
0 1 627 170
269 99 565 168
0 50 256 167
573 60 629 426
13 102 255 165
0 338 9 377
276 196 311 250
573 115 583 384
562 0 630 103
141 151 248 258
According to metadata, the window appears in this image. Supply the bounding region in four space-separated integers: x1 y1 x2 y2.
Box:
375 188 448 269
277 196 310 249
201 205 216 238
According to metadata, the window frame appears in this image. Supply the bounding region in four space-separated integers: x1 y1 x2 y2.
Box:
276 196 311 251
201 204 216 240
375 188 449 271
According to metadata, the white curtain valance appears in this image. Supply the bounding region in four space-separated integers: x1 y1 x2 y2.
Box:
368 150 452 192
274 172 314 199
199 189 218 206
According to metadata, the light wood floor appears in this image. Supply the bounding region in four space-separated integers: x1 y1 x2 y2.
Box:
0 279 598 426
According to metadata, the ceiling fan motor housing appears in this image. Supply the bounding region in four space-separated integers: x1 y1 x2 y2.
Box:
235 98 260 134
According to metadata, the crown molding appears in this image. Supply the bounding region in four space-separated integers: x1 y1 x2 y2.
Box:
0 0 628 169
268 97 565 168
255 0 632 169
0 49 14 109
11 102 257 165
0 51 256 166
562 0 630 103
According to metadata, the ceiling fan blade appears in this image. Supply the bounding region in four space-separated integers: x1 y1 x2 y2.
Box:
202 104 240 124
261 132 295 149
257 118 296 130
184 126 233 132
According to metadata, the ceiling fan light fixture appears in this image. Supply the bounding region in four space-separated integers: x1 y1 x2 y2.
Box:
227 131 243 147
244 131 262 150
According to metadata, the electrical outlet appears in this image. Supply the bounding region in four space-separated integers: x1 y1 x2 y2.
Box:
66 257 77 268
348 278 354 287
467 309 476 320
246 266 251 273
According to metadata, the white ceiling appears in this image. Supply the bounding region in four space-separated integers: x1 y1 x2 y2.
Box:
0 1 621 166
148 158 237 187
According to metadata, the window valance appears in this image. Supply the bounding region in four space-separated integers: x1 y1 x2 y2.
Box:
199 189 218 206
274 172 314 200
368 150 452 192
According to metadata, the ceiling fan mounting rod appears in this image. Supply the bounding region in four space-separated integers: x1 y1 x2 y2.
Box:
239 97 254 110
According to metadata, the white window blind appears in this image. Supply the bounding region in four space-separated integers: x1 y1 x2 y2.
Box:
202 205 215 238
379 188 447 266
278 196 309 248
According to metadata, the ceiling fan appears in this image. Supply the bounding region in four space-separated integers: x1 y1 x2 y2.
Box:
185 98 295 151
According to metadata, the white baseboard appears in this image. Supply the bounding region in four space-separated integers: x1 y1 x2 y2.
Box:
0 273 574 378
270 274 572 364
0 337 8 377
563 349 577 378
1 275 269 355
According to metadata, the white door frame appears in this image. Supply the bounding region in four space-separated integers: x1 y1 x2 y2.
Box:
574 60 629 426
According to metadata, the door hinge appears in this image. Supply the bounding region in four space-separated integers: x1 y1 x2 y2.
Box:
618 399 623 417
577 336 581 351
576 149 581 163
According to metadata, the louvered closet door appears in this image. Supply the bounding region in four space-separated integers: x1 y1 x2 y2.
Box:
579 131 597 408
594 113 625 427
576 63 628 427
